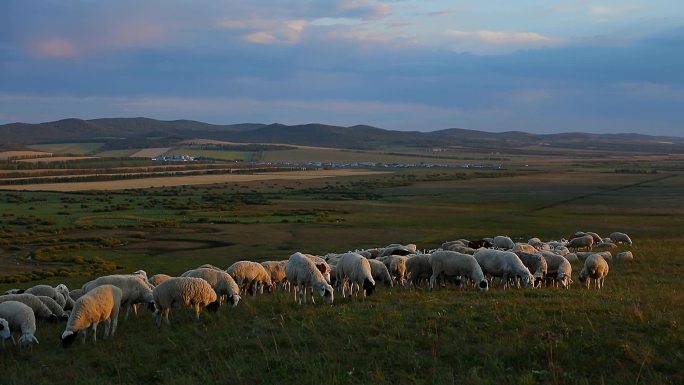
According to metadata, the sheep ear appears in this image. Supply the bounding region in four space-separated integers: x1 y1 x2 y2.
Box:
315 263 327 274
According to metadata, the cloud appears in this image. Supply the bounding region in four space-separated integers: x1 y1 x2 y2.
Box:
337 0 392 20
218 19 307 45
446 30 556 45
589 5 641 19
28 37 79 59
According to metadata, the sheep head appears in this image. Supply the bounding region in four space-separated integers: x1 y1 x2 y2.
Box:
61 330 78 347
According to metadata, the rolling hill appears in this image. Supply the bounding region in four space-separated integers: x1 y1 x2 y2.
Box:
1 117 683 153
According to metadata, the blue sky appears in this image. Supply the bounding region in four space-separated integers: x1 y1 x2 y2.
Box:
1 0 683 135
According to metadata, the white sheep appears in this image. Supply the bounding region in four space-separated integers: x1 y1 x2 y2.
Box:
69 288 84 301
609 232 633 245
513 243 537 254
474 249 534 288
261 260 289 291
0 301 38 347
24 284 72 309
0 294 57 321
36 296 69 321
389 256 409 286
226 261 273 296
564 253 579 263
429 250 489 291
368 259 393 288
527 238 543 249
335 252 376 298
152 277 220 326
181 268 241 307
579 254 609 289
304 254 332 284
284 252 334 305
539 251 573 289
514 251 548 288
585 232 603 244
82 274 155 319
405 254 432 288
492 236 516 250
616 251 634 261
148 274 173 287
61 284 123 346
3 289 24 295
567 235 594 252
0 317 10 345
594 242 617 251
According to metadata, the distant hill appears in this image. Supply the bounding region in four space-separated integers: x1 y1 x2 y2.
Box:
1 117 683 153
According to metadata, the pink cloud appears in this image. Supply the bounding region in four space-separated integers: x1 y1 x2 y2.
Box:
218 18 307 45
29 37 79 59
447 30 556 45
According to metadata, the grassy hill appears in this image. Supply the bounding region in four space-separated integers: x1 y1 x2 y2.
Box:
2 117 684 154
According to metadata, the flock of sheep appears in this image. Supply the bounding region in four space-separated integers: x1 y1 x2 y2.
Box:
0 230 634 349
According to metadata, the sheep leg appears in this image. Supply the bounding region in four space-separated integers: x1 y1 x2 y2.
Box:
310 288 316 305
194 303 201 320
104 318 111 336
163 309 171 325
429 273 438 291
111 313 119 336
293 285 300 304
301 286 307 304
91 322 98 343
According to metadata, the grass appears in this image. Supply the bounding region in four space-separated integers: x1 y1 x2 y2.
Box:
0 153 683 384
27 142 104 155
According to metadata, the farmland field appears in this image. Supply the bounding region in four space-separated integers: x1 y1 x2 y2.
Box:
27 142 104 155
0 151 682 385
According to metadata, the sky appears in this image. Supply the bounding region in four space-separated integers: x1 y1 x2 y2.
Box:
1 0 683 136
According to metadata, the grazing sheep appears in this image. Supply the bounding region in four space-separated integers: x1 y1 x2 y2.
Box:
567 235 594 252
492 236 516 250
577 251 613 262
61 285 123 346
513 243 537 254
585 232 603 244
36 296 69 321
468 239 493 249
285 252 334 305
609 232 633 245
226 261 273 296
24 284 69 309
405 254 433 288
514 252 547 288
261 260 289 290
429 250 489 291
368 259 393 288
69 289 84 301
82 274 155 319
443 243 476 254
133 270 148 280
564 253 579 263
181 268 241 307
527 238 543 249
0 301 39 347
554 246 570 256
198 264 223 271
336 252 376 298
474 249 534 288
594 242 618 251
441 240 466 249
539 252 573 289
4 289 24 295
0 294 57 321
616 251 634 261
152 277 220 326
0 318 10 344
380 244 414 257
579 254 609 289
304 254 332 284
148 274 173 287
389 256 409 286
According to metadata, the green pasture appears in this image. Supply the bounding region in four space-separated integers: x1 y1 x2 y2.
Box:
165 148 255 161
0 159 683 384
27 142 104 155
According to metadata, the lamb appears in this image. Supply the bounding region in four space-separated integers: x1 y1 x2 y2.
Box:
61 284 123 346
82 274 155 319
429 250 488 291
579 254 609 289
0 301 39 347
36 296 69 321
335 252 376 298
0 294 57 321
368 259 393 288
609 232 633 245
152 277 220 326
261 260 289 290
616 251 634 261
567 235 594 252
474 249 534 288
405 254 432 288
539 252 573 289
181 268 241 307
225 261 273 296
284 252 334 305
148 274 173 287
492 236 516 250
514 251 547 288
